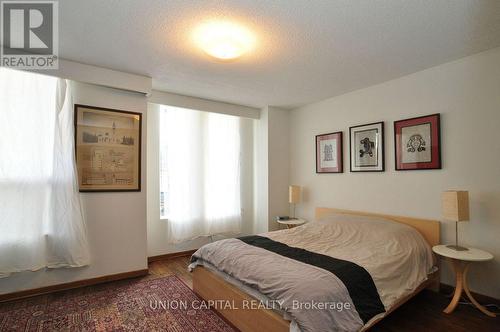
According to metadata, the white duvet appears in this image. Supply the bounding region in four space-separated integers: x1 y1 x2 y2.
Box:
265 213 435 311
191 212 436 331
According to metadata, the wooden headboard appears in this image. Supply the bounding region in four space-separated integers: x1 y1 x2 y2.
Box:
315 207 440 247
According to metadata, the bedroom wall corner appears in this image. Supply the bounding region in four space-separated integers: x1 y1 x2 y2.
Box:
254 106 291 233
267 107 291 231
253 107 270 234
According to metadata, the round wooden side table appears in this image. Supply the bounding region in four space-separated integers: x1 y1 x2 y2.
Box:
276 218 307 229
432 244 496 317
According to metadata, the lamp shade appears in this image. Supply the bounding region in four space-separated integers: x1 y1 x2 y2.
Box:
442 190 469 222
289 185 301 204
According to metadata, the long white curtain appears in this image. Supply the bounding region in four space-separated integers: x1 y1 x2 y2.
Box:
160 106 242 243
0 68 90 277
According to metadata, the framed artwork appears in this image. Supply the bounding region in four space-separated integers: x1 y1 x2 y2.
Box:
394 113 441 171
74 104 142 192
316 131 343 173
349 122 384 172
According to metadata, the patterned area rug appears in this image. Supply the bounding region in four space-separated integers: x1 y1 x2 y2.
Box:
0 275 236 331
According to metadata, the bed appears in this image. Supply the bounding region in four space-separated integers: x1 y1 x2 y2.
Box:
189 208 440 332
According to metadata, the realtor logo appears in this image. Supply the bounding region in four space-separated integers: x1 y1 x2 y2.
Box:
1 1 58 69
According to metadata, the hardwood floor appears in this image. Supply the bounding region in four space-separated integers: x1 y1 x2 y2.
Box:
150 255 193 288
150 256 499 332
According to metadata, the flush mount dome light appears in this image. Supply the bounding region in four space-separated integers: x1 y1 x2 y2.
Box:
193 20 255 60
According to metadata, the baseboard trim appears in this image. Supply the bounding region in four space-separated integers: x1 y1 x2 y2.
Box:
0 269 149 303
440 283 499 304
148 249 197 263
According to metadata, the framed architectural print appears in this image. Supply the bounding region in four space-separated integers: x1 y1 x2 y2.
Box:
316 131 343 173
74 104 142 192
394 113 441 170
349 122 384 172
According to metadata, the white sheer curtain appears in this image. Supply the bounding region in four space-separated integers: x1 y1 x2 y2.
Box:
0 68 90 277
160 106 242 243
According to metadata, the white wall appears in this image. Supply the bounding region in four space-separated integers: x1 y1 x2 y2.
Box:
252 106 291 233
253 107 270 234
146 104 256 257
289 47 500 298
267 107 291 231
0 81 148 294
149 90 260 119
31 58 152 95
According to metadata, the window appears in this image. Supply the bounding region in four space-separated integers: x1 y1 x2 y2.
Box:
159 140 169 218
158 105 242 243
0 68 89 277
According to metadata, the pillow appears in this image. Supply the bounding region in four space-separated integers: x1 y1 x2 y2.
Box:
314 211 425 243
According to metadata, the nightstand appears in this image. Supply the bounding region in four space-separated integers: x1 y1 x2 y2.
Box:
276 218 307 229
432 244 496 317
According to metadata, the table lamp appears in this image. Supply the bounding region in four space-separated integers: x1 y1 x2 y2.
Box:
289 185 301 219
442 190 469 251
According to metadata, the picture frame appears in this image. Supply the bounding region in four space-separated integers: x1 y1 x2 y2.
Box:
349 122 385 172
74 104 142 192
394 113 441 171
316 131 343 173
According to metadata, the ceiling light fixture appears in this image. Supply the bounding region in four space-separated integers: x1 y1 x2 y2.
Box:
192 20 255 60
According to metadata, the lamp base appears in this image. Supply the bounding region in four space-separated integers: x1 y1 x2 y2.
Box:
446 244 469 251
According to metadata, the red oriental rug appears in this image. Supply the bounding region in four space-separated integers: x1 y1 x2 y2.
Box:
0 275 236 331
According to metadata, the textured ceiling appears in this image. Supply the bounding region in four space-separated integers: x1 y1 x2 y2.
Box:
59 0 500 108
